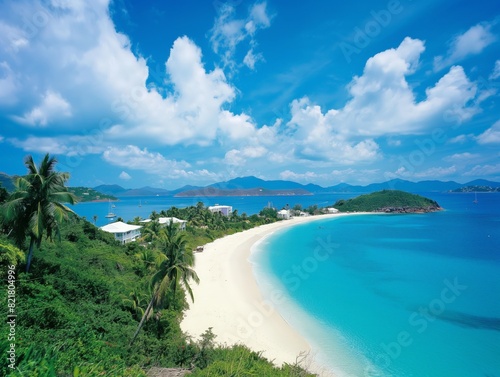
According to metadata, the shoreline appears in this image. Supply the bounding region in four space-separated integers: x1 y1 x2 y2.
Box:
180 213 372 376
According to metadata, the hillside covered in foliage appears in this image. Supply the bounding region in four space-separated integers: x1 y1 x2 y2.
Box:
68 186 118 202
0 154 315 377
333 190 442 213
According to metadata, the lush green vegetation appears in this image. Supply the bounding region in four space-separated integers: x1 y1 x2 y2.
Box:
134 204 282 252
0 154 314 376
333 190 441 213
68 187 118 202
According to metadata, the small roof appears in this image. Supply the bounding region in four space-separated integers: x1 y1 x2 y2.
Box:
209 205 232 209
100 221 142 234
277 209 289 214
140 217 186 224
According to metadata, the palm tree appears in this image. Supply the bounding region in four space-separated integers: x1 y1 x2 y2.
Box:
141 219 162 243
130 221 199 345
92 215 98 225
3 154 77 272
121 289 148 321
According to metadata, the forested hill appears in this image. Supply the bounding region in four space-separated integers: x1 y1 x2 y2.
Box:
68 186 117 202
333 190 442 213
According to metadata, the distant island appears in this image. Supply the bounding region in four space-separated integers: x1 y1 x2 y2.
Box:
333 190 442 213
174 187 312 197
69 187 117 202
450 185 500 193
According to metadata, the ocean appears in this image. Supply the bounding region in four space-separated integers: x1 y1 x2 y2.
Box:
251 192 500 377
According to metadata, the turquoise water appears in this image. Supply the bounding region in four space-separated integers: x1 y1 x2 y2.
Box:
252 193 500 376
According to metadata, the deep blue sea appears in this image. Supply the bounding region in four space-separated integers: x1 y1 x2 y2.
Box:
251 192 500 377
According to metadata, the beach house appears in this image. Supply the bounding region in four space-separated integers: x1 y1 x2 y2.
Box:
100 221 142 244
326 207 339 214
277 209 291 220
140 217 187 230
208 205 233 216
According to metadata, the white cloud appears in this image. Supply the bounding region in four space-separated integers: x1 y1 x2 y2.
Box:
282 37 482 165
13 90 72 127
209 1 271 71
119 171 131 180
9 136 69 154
434 22 496 71
218 110 257 141
1 2 261 148
224 145 268 166
224 149 245 166
387 165 457 180
448 134 474 144
102 145 220 181
445 152 479 161
243 49 264 70
279 170 325 182
477 120 500 144
103 145 189 174
414 166 457 178
463 163 500 177
490 60 500 80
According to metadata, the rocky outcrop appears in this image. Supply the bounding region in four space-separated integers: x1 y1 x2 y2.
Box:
377 206 442 213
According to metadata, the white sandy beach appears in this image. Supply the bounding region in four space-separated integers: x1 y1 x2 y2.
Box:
181 213 361 375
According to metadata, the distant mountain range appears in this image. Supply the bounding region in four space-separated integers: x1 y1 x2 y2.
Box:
0 173 15 192
2 173 499 197
91 176 500 197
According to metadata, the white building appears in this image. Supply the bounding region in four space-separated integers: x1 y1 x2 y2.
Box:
326 207 339 214
100 221 142 244
208 205 233 216
140 217 187 230
277 209 291 220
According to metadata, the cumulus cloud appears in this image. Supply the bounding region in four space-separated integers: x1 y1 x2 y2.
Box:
13 90 72 127
103 145 190 174
1 1 260 148
282 37 483 165
279 170 325 182
119 171 131 180
224 145 268 166
463 163 500 177
434 22 496 71
386 165 457 180
102 145 219 180
445 152 479 161
209 1 271 71
9 136 70 154
477 120 500 144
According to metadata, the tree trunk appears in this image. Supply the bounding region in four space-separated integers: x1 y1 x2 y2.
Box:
26 237 35 273
130 295 154 346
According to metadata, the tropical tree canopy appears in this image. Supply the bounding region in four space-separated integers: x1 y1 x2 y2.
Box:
130 221 199 345
2 154 77 271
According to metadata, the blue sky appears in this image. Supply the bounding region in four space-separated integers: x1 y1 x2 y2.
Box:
1 0 499 189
